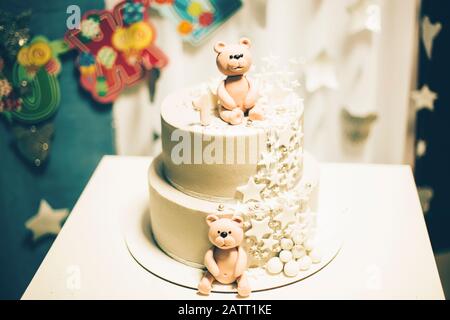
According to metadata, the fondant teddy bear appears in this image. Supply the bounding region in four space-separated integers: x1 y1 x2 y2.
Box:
214 38 262 125
198 214 251 297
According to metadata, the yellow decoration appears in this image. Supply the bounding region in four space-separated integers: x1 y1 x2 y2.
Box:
17 47 31 66
177 20 193 35
80 65 96 75
28 42 52 67
112 27 131 52
128 22 153 50
112 22 153 53
187 2 203 17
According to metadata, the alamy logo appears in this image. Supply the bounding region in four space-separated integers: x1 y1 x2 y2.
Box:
170 129 266 165
66 5 81 30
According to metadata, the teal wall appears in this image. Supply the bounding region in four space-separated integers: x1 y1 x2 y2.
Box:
0 1 114 299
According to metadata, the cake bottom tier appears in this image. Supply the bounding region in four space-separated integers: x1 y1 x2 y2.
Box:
148 153 320 268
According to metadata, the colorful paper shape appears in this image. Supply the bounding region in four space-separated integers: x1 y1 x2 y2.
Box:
155 0 242 45
65 0 168 103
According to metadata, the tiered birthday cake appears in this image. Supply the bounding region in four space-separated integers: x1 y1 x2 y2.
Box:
148 38 320 296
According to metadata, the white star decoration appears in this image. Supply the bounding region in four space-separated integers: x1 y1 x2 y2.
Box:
257 152 277 170
347 0 381 34
260 238 279 251
274 205 298 229
422 16 442 60
237 177 266 203
268 172 283 188
25 200 69 241
245 217 273 239
304 50 338 93
411 85 438 112
277 127 292 148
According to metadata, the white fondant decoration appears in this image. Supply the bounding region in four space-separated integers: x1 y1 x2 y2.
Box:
283 260 299 277
245 217 273 239
267 257 283 274
421 16 442 60
416 139 427 158
280 238 294 250
411 85 438 112
309 249 322 264
268 171 283 188
292 245 307 259
237 177 266 203
258 152 277 170
274 205 298 229
304 239 315 252
277 127 292 147
25 199 69 241
261 237 279 251
304 50 338 93
298 255 313 271
279 250 293 263
347 0 381 34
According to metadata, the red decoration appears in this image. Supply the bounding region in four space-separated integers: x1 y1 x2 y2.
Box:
64 0 168 103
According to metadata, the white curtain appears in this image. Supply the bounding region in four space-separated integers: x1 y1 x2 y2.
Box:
107 0 419 165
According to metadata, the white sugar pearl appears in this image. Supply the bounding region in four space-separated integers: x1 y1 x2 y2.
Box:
267 257 283 274
304 239 315 252
298 255 312 271
309 249 321 264
283 260 299 277
280 238 293 250
291 245 306 259
279 250 293 263
292 232 304 245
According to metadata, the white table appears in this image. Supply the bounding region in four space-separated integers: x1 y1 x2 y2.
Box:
22 156 444 300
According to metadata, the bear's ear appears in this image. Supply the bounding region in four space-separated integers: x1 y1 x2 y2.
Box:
214 41 226 54
239 37 251 49
206 215 219 226
231 215 244 227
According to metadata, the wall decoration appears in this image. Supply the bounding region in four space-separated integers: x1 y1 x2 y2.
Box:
341 107 378 143
347 0 381 34
0 11 68 167
65 0 168 103
304 50 338 93
421 16 442 60
154 0 242 45
411 84 437 112
414 0 450 251
25 199 69 241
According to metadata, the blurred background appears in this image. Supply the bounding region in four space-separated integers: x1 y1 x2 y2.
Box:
0 0 449 299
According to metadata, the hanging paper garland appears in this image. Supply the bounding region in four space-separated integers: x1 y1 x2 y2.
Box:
64 0 168 104
154 0 242 45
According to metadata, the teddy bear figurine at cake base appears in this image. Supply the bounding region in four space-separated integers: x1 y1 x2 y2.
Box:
198 214 251 297
214 38 262 125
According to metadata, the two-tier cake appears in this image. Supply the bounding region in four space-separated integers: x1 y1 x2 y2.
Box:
148 39 321 295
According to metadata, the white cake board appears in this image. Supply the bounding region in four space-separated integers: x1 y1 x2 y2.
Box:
124 203 343 294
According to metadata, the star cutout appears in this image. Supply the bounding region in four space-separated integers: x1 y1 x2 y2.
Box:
422 16 442 60
304 50 338 93
258 152 277 170
416 139 427 158
237 177 266 203
347 0 381 34
245 217 273 240
260 238 279 251
274 205 298 229
25 199 69 241
233 202 249 216
411 85 438 112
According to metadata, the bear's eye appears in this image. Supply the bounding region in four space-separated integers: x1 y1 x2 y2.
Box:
229 55 234 59
217 231 220 234
229 231 232 234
